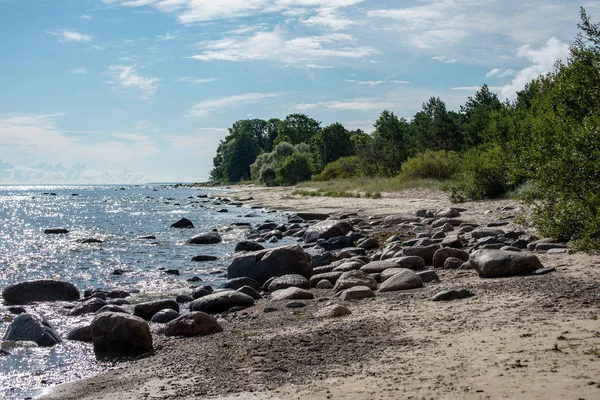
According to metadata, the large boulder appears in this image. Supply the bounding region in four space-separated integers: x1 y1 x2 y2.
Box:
402 244 441 265
67 325 92 342
227 245 312 285
234 241 265 252
432 248 469 269
133 299 179 320
387 256 426 271
268 274 310 291
379 269 423 292
318 236 354 251
333 270 377 293
171 218 194 228
187 232 222 245
190 291 254 314
304 221 353 243
2 280 80 304
3 313 61 347
150 309 180 323
164 312 223 337
271 287 315 301
220 277 260 291
91 312 152 357
470 249 544 278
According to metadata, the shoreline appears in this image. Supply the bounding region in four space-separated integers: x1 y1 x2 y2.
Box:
40 185 600 400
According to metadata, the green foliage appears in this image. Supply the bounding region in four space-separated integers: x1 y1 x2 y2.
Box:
313 156 362 181
292 188 361 198
460 84 503 147
373 110 409 175
400 150 462 181
309 123 354 172
250 142 312 186
275 152 313 186
274 114 320 146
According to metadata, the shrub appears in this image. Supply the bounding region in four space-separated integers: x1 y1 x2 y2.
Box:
313 156 361 181
275 152 312 186
399 150 461 181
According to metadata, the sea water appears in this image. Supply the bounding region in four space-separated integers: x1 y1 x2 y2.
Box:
0 185 293 399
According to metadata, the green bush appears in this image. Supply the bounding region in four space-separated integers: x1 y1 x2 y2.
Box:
399 150 461 181
313 156 361 181
275 152 312 186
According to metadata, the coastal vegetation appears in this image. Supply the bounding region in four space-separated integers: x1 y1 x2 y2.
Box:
211 8 600 250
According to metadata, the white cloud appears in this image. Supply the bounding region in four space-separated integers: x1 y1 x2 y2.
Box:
188 28 376 64
485 68 517 78
157 32 178 41
301 7 359 30
47 29 93 44
345 79 384 86
305 64 334 69
80 14 92 20
71 67 88 74
175 77 219 84
294 98 397 111
189 92 284 117
107 65 159 100
391 80 410 84
431 55 456 64
500 37 569 99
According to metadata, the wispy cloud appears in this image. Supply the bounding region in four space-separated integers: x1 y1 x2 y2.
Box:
391 80 410 84
107 65 159 100
431 55 456 64
485 68 517 79
305 64 334 69
157 32 178 41
294 98 397 111
345 79 384 86
175 77 219 84
71 67 88 75
189 92 284 117
80 14 92 20
47 29 93 44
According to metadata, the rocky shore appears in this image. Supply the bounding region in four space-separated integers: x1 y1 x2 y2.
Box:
2 186 599 399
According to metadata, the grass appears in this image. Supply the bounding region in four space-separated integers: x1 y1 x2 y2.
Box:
291 188 363 198
296 176 445 195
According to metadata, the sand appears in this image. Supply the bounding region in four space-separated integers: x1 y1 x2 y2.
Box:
41 185 600 400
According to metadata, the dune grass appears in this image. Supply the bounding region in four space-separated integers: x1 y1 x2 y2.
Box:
295 177 445 197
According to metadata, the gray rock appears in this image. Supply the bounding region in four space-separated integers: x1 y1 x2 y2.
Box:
379 269 423 292
164 312 223 337
3 313 61 347
469 249 544 278
471 229 505 239
442 235 464 248
333 270 377 293
44 227 69 234
227 245 313 285
191 286 214 299
532 267 556 275
309 271 344 287
91 312 152 357
315 304 351 318
237 285 262 300
358 237 379 250
383 213 422 225
435 207 462 218
402 244 441 265
333 260 365 272
359 260 399 274
432 248 469 269
271 287 315 301
192 255 218 262
176 294 194 303
318 236 354 251
234 241 265 252
443 257 465 269
187 232 222 245
67 325 92 342
285 301 307 308
150 309 180 323
69 297 107 316
190 291 254 314
387 256 426 271
295 212 329 221
221 277 261 291
487 221 509 227
339 286 375 301
7 306 26 314
171 218 194 228
133 299 179 320
535 242 568 251
267 274 310 291
304 220 353 243
95 305 129 314
431 289 475 301
417 269 439 283
3 280 80 304
315 279 334 289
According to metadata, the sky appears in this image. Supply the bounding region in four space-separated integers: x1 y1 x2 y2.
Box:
0 0 593 184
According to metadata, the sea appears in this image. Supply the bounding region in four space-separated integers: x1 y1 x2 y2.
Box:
0 184 294 399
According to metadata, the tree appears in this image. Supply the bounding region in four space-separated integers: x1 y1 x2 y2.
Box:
309 123 354 172
373 110 409 175
460 85 503 148
274 114 321 146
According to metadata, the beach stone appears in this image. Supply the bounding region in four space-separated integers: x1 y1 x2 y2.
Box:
339 286 375 301
535 242 568 251
133 299 179 320
227 245 313 285
221 277 260 291
44 227 69 234
318 236 354 251
176 295 194 303
387 256 426 271
379 269 423 292
7 306 26 314
442 235 464 248
380 268 404 282
304 221 353 243
137 235 156 240
263 307 278 313
191 286 214 299
81 238 103 244
286 301 307 308
234 241 265 252
315 304 351 318
2 280 80 304
187 232 222 245
500 246 522 252
69 297 107 316
416 209 435 218
359 260 400 274
435 207 462 218
164 269 180 275
433 248 469 269
443 257 465 269
150 309 180 323
471 228 505 239
358 237 379 250
67 325 92 342
310 251 336 267
95 305 128 314
526 238 556 251
268 274 310 291
316 279 334 289
3 313 61 347
532 267 556 275
383 213 421 225
417 269 439 283
171 218 194 228
164 312 223 337
333 270 377 293
487 220 509 227
190 291 254 314
459 225 475 233
187 276 203 282
237 285 262 300
470 249 544 278
91 312 152 357
271 287 315 301
295 212 329 221
309 271 344 287
431 289 475 301
333 260 364 272
192 255 218 262
401 244 441 265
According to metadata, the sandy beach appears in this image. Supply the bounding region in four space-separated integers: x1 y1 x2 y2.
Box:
41 185 600 400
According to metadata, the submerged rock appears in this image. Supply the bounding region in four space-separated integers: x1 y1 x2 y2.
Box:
171 218 194 228
187 232 222 245
44 227 69 234
2 280 80 304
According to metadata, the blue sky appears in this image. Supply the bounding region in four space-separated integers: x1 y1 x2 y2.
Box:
0 0 591 183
